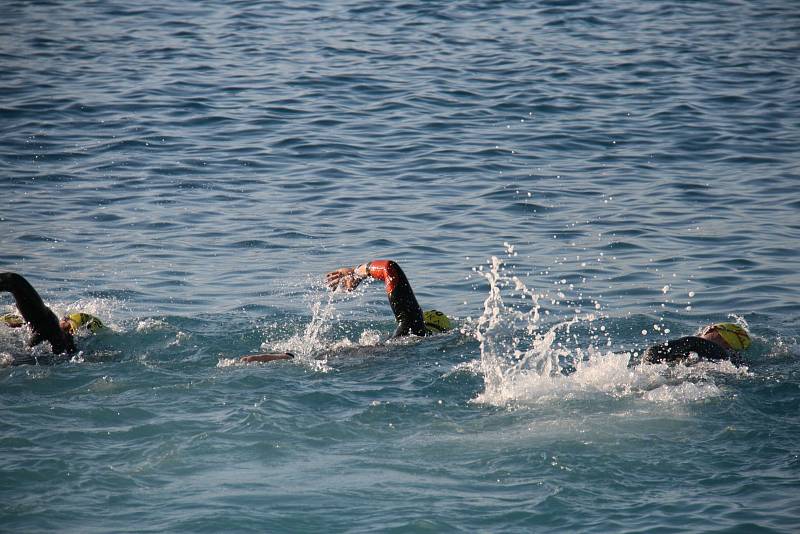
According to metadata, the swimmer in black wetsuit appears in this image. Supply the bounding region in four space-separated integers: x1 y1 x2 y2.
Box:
237 260 451 364
636 322 751 366
325 259 451 336
1 272 104 363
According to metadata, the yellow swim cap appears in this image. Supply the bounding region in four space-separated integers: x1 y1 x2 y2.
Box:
65 312 104 334
1 313 24 328
423 310 451 334
711 323 751 351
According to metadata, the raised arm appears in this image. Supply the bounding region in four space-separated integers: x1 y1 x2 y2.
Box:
0 272 75 354
326 260 426 337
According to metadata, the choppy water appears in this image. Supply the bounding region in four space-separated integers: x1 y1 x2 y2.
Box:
2 0 800 531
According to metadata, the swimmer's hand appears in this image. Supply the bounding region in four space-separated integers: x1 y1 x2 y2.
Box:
325 267 364 292
240 352 294 363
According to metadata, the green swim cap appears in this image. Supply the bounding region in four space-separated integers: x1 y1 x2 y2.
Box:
1 313 24 328
423 310 451 334
64 312 104 334
710 322 751 351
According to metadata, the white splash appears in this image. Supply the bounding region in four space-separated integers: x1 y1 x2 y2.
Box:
251 289 385 372
0 352 14 367
168 331 190 347
265 292 338 371
218 285 389 370
468 251 741 407
136 318 171 333
56 297 124 333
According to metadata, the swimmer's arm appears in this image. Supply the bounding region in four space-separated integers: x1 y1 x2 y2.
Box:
240 352 295 363
326 260 404 293
1 272 53 327
326 260 425 337
365 261 426 336
0 272 72 352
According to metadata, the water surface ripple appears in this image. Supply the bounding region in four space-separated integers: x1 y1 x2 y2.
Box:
1 1 799 532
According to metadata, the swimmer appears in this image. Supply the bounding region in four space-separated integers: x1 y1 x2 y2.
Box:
635 322 751 366
237 260 451 364
325 259 451 337
1 272 104 363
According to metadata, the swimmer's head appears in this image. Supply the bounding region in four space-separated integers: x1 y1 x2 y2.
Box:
701 322 751 351
1 313 24 328
60 312 104 335
423 310 451 334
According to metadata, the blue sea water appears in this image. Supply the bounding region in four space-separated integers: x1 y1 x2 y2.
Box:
2 0 800 531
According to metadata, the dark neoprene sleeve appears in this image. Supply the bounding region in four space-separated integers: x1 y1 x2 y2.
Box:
366 260 427 337
0 272 75 355
643 335 733 364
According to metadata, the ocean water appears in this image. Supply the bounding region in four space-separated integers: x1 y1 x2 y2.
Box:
2 0 799 531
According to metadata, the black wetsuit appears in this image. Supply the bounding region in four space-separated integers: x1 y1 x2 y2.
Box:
639 336 740 366
0 272 75 359
364 260 427 337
